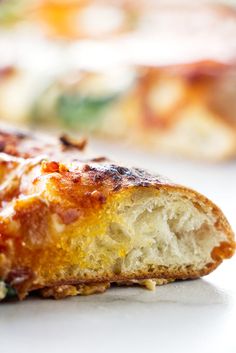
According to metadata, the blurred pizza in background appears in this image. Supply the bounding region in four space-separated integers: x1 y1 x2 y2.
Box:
0 1 235 161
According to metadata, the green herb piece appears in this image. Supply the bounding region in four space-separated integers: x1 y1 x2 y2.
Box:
56 93 118 128
0 280 17 301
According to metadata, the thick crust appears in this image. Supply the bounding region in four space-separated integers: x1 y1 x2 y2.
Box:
24 260 232 299
0 127 234 300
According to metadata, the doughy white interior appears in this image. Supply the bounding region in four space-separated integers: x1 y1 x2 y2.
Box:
59 188 226 278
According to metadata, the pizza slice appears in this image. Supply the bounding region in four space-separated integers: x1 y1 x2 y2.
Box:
0 127 234 301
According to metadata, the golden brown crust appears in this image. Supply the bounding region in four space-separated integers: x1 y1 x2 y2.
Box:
39 279 175 299
40 282 111 299
0 127 234 300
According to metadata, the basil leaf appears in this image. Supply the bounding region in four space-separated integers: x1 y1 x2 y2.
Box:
56 93 118 127
0 280 17 300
